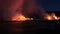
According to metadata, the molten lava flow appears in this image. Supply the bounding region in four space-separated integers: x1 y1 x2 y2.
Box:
44 13 60 20
44 13 53 20
51 13 58 20
11 13 33 21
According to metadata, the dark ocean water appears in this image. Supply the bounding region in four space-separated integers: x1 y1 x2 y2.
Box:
1 20 60 34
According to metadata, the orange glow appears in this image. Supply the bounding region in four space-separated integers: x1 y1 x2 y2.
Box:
51 13 58 20
44 13 53 20
47 16 53 20
11 13 33 21
44 13 60 20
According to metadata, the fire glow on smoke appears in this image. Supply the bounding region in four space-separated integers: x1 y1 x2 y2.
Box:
11 13 33 21
11 12 60 21
44 13 60 20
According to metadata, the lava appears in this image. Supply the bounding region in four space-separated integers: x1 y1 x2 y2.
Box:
11 13 33 21
44 13 60 20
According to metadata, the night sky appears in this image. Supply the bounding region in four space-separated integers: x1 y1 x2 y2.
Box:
38 0 60 11
1 0 60 11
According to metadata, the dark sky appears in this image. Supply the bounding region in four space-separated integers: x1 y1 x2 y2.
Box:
38 0 60 11
1 0 60 11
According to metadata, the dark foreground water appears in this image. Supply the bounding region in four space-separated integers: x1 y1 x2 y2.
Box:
1 20 60 34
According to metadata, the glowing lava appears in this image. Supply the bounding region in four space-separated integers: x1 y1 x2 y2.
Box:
11 13 33 21
44 13 60 20
44 13 53 20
